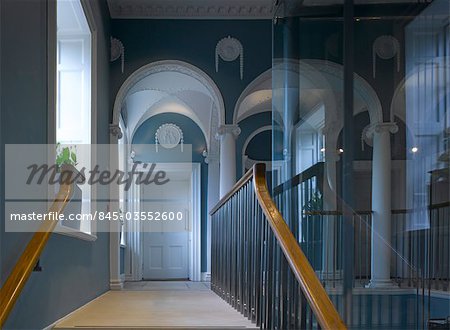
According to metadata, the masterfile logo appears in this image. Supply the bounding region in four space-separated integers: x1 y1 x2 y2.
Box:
4 144 193 233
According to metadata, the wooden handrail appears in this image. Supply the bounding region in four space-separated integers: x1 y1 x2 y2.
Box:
273 162 324 196
253 164 346 330
209 167 254 215
0 165 78 327
211 164 346 329
304 210 373 216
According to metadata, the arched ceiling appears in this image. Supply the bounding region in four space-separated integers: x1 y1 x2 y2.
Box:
121 69 216 146
234 59 383 128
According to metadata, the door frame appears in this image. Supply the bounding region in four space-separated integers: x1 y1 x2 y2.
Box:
126 162 201 282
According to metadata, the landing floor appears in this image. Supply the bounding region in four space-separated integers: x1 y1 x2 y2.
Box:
53 281 257 329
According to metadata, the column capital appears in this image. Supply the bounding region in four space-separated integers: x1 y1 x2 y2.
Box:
362 122 398 148
109 123 123 139
215 124 241 140
365 122 398 138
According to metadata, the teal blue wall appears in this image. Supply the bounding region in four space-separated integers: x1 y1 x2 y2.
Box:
236 112 272 175
0 1 112 328
110 19 272 274
110 19 272 126
110 19 272 182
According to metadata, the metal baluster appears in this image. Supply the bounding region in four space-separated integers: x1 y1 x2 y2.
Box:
243 191 250 318
357 215 361 287
300 287 307 329
267 226 273 329
256 199 265 327
229 198 233 303
264 206 271 329
446 206 450 291
233 194 238 307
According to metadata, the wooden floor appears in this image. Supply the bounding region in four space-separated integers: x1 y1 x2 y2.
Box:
53 281 257 329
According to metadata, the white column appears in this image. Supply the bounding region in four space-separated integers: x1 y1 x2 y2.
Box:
205 153 219 281
366 122 398 288
216 125 241 198
109 124 124 290
128 172 142 281
321 127 341 279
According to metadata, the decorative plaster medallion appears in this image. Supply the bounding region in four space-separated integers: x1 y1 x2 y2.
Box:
216 36 244 80
111 37 125 73
155 123 184 151
373 35 400 78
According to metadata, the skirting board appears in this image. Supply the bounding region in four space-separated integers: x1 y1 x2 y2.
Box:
42 291 109 330
110 278 124 290
201 272 211 282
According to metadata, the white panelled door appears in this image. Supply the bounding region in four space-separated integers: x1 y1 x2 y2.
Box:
142 179 190 280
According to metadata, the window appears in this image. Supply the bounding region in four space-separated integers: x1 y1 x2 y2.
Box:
53 0 95 238
405 5 450 230
56 0 91 144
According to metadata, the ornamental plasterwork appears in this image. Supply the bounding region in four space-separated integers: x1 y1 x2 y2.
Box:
109 124 123 139
209 103 220 158
362 122 399 149
121 62 224 118
107 0 273 19
111 37 125 73
216 36 244 80
373 35 400 79
273 58 383 125
155 123 184 151
215 124 241 140
112 63 224 171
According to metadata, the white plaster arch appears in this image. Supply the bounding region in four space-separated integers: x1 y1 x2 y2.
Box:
112 60 225 128
390 58 450 124
233 59 383 129
241 125 274 175
287 59 383 125
130 96 209 149
110 60 225 289
234 59 383 195
242 125 273 158
233 68 272 124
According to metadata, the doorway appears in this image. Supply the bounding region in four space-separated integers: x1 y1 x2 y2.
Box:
141 177 190 280
129 162 201 281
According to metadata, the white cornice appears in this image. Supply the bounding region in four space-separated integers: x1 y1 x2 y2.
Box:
107 0 274 19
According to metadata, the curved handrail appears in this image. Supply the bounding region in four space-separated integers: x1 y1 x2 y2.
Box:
0 165 79 326
211 163 346 330
209 167 253 215
253 164 346 330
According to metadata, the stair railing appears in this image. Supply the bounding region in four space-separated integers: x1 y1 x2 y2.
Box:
0 165 80 326
210 163 346 330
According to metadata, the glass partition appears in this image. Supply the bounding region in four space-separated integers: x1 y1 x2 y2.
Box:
272 1 449 328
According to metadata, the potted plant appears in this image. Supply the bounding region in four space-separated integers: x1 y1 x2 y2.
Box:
56 143 78 169
55 143 83 230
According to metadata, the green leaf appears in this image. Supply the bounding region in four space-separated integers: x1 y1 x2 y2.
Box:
62 147 70 161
